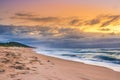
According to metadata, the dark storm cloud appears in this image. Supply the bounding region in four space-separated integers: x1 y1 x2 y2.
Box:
27 17 59 22
0 25 70 47
58 28 85 39
11 12 60 22
0 24 83 39
100 15 120 27
68 14 120 27
11 12 120 27
85 19 100 25
15 13 34 17
0 24 120 48
69 19 82 26
10 13 34 20
82 14 120 27
5 13 120 48
43 38 120 48
0 25 15 35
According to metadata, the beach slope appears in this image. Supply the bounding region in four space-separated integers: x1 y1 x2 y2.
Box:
0 47 120 80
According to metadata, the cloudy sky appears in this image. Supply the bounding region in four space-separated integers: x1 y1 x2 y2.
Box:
0 0 120 48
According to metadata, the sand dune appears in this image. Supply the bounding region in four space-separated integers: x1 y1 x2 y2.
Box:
0 47 120 80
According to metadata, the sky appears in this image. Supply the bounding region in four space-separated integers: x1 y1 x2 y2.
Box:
0 0 120 48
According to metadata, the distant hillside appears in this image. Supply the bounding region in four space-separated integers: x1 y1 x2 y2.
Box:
0 42 32 48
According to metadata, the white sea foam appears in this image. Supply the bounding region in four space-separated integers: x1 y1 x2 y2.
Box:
34 48 120 72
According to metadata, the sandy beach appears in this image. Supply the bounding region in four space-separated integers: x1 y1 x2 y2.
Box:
0 47 120 80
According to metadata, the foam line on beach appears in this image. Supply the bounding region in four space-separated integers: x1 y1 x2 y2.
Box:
35 49 120 72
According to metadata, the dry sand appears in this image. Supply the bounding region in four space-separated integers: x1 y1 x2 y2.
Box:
0 47 120 80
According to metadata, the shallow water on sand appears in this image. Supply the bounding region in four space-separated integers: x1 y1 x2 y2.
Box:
35 48 120 72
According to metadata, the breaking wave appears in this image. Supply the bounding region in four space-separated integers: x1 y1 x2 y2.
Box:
35 48 120 72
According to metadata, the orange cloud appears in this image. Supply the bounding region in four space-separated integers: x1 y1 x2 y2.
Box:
9 13 120 34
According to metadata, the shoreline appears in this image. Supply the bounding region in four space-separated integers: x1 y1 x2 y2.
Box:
35 49 120 72
0 47 120 80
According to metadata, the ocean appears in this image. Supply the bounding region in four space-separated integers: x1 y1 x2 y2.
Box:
35 48 120 72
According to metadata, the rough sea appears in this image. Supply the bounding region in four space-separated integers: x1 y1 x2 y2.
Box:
35 48 120 72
